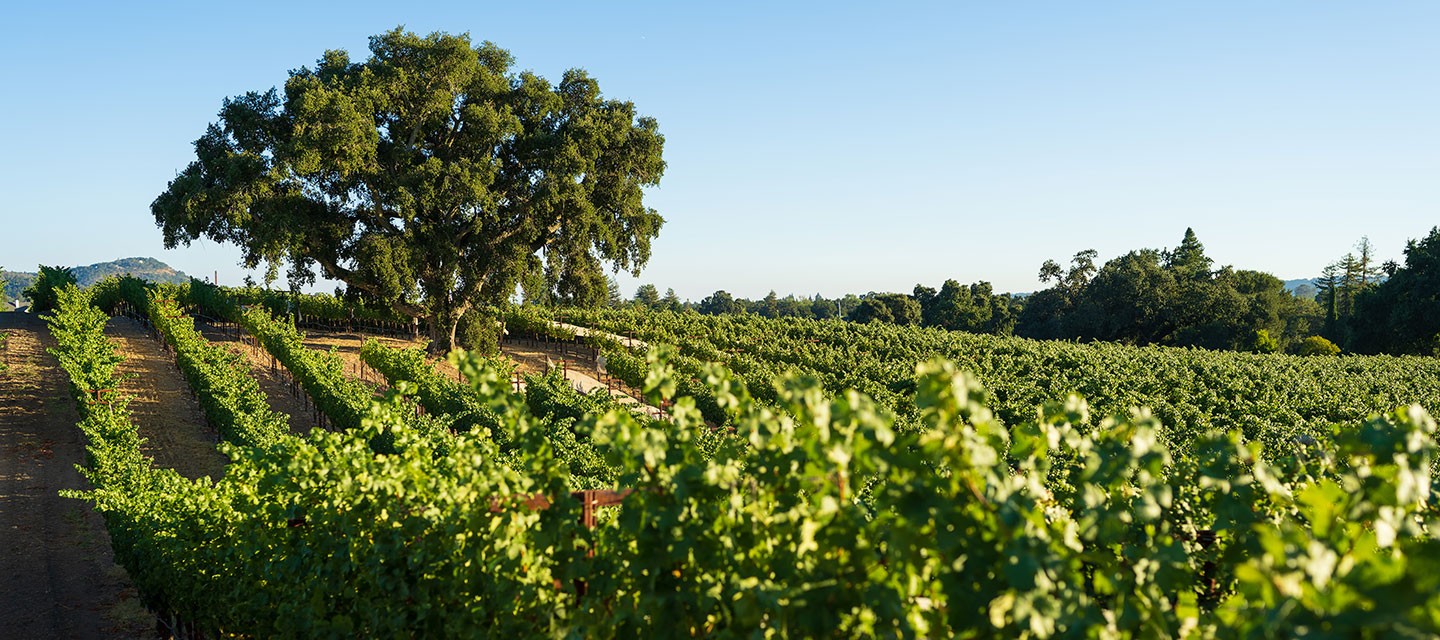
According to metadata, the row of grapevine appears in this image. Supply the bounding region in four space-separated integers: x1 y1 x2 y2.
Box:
47 284 260 632
557 306 1440 458
505 306 581 342
570 355 1440 636
504 307 737 426
52 282 592 635
240 306 452 453
180 278 408 326
53 283 1440 635
46 285 146 489
358 340 509 440
359 340 636 486
141 294 291 448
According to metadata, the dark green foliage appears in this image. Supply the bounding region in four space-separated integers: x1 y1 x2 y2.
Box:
913 279 1017 334
1164 226 1213 279
152 27 665 353
23 265 77 313
848 292 921 325
456 307 502 355
1348 227 1440 354
697 290 743 315
846 297 891 324
661 287 682 311
1066 249 1174 343
632 284 660 307
180 278 240 319
1017 230 1321 351
0 269 30 301
191 280 409 327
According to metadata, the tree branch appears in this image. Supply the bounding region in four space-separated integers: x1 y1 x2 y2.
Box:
310 253 426 318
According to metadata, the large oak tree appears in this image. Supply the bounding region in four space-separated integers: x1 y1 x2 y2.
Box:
153 28 665 352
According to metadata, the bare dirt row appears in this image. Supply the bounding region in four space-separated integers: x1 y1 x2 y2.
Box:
0 311 656 639
106 316 227 480
0 312 154 640
194 320 319 435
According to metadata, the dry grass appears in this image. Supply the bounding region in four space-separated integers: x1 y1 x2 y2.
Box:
106 317 228 481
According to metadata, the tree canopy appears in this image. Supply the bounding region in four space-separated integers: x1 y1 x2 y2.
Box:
1348 227 1440 354
22 265 77 314
848 293 921 326
1017 230 1322 351
632 284 660 307
697 290 743 316
152 27 666 351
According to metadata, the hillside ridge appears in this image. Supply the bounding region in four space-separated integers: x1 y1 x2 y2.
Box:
3 257 191 300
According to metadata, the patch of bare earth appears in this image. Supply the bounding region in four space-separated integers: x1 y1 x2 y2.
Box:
244 326 663 419
500 337 661 417
300 330 426 392
0 312 155 639
501 338 600 377
105 316 227 480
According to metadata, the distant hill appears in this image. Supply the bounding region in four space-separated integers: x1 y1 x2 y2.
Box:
3 257 191 301
1283 277 1318 300
2 271 34 302
1282 278 1316 292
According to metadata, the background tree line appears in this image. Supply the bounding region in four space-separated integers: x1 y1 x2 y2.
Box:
1322 227 1440 355
638 226 1440 357
1015 229 1324 353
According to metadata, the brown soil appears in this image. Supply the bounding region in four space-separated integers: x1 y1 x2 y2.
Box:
105 317 227 480
0 312 155 639
500 335 603 376
299 330 426 392
235 326 660 420
499 339 661 418
194 320 318 435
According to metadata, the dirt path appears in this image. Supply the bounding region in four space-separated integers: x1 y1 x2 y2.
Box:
300 330 425 392
232 325 665 421
500 340 663 418
194 320 317 436
106 317 227 480
0 313 154 639
552 321 649 350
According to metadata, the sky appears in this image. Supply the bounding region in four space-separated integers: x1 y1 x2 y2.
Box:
2 1 1437 301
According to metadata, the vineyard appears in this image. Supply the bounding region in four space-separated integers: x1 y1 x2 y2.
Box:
552 306 1440 461
0 276 1424 637
6 8 1439 639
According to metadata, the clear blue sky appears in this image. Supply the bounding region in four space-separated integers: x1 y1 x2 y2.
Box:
3 1 1437 301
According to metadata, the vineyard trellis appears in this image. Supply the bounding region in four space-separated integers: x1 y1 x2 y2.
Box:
40 280 1440 637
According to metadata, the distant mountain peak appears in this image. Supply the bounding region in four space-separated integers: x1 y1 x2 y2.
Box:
1283 277 1318 296
2 257 191 299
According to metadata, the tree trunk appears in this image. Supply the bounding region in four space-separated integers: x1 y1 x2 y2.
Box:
426 300 465 356
427 315 455 356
